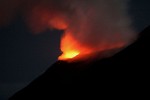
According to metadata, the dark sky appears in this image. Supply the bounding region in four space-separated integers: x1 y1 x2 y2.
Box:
0 0 150 99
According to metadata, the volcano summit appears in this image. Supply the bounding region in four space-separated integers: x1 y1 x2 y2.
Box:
9 26 150 99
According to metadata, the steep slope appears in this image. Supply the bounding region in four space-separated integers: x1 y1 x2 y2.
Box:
10 26 150 99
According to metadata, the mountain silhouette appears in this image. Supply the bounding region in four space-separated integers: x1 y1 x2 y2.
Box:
9 26 150 99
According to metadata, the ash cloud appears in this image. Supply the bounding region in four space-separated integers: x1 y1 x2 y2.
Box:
64 0 136 51
0 0 137 53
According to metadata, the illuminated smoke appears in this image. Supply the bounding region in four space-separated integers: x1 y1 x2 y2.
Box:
0 0 137 60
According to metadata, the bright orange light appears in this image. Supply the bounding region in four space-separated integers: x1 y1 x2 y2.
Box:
58 51 80 60
58 32 81 60
58 31 125 61
58 31 92 61
54 17 125 61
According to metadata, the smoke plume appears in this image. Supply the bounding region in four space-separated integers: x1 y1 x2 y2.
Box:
0 0 137 59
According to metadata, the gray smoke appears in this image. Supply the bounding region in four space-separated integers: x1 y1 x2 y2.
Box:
57 0 136 53
0 0 137 55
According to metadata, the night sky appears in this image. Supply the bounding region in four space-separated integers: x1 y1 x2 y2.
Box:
0 0 150 99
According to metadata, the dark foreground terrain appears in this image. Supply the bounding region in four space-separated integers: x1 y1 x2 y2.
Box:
10 26 150 99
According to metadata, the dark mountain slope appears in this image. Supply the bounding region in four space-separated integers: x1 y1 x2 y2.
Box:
10 26 150 99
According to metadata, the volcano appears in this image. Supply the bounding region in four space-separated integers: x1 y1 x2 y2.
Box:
9 26 150 99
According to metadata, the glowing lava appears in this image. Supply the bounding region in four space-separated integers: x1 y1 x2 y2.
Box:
58 51 79 60
58 30 125 61
46 11 126 61
58 32 81 60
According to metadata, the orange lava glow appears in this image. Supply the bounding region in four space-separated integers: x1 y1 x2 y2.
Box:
58 32 80 60
58 32 91 60
58 51 80 60
47 13 125 61
58 31 125 61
